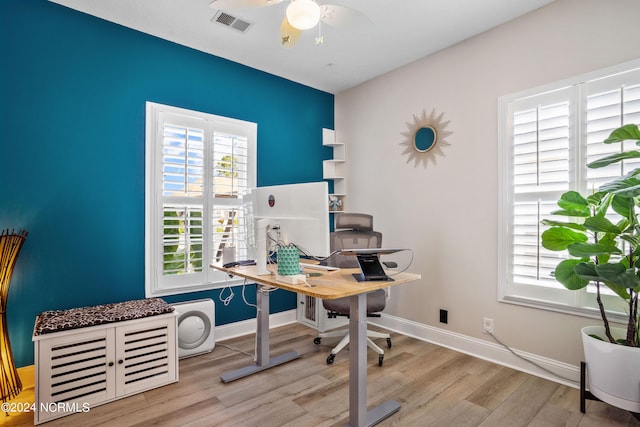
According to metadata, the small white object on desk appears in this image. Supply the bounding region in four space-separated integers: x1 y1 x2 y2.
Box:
275 274 307 285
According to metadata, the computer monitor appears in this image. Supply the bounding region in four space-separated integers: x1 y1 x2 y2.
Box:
248 182 330 275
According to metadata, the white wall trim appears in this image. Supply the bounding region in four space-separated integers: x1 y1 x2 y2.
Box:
369 313 580 388
215 309 580 388
214 309 298 342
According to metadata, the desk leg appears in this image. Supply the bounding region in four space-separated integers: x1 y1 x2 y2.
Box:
256 285 270 366
220 284 299 383
347 294 400 427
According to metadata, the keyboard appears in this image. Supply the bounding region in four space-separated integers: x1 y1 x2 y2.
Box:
301 263 340 272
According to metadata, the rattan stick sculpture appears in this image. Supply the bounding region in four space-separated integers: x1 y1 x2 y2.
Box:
0 229 28 403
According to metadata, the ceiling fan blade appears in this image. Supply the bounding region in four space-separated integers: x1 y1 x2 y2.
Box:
280 17 302 48
209 0 283 9
319 4 369 28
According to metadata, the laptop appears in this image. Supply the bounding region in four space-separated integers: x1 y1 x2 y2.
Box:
340 248 405 281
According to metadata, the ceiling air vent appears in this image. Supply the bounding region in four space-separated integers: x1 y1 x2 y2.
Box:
211 10 254 33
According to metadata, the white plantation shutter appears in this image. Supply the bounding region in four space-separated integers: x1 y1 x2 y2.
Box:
499 60 640 314
581 72 640 303
512 100 570 194
161 122 205 283
162 205 204 275
586 73 640 189
210 130 251 265
512 201 567 289
162 124 205 197
213 132 249 196
510 91 572 295
146 103 256 296
212 206 245 263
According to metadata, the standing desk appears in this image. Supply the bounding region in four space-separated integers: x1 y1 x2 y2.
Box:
210 263 421 427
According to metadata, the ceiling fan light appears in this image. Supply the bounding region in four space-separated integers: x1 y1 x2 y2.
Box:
286 0 320 30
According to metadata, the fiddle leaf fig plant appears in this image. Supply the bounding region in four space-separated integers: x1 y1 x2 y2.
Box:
541 124 640 347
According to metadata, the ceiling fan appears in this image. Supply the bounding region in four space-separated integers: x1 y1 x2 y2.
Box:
209 0 366 47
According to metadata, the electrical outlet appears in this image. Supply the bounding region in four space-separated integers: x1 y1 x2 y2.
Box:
271 224 281 241
439 309 448 324
482 317 494 334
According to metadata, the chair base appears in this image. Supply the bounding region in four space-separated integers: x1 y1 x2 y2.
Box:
314 327 392 366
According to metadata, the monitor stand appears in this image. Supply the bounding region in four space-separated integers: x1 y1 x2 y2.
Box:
352 254 395 282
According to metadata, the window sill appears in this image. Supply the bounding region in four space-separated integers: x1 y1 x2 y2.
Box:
499 294 629 325
146 277 248 298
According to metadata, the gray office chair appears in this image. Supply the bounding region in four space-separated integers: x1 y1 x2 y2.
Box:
313 213 392 366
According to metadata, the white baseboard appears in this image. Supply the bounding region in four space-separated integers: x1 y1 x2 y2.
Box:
214 309 298 342
369 313 580 388
214 309 580 388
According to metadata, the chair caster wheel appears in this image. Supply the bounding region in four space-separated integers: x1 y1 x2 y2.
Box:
386 338 392 349
378 355 384 367
327 354 336 365
313 337 321 345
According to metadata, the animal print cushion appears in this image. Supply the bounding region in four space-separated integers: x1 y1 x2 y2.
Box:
33 298 174 335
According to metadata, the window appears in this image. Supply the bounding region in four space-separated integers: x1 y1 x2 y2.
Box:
145 102 257 296
498 59 640 318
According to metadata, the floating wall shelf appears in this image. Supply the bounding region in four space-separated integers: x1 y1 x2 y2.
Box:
322 128 346 211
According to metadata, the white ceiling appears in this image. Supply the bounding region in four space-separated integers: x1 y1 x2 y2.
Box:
50 0 555 94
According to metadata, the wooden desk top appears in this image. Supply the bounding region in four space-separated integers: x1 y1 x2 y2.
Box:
210 264 421 300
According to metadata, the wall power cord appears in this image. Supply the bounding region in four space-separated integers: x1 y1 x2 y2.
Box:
217 278 281 363
487 330 576 383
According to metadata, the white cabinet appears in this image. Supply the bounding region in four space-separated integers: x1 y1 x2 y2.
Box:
297 294 348 332
33 312 178 424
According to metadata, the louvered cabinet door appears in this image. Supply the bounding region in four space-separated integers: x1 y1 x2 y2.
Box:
114 316 177 397
35 328 116 423
296 294 348 332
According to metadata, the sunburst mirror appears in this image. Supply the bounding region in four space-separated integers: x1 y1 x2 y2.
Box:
400 108 452 168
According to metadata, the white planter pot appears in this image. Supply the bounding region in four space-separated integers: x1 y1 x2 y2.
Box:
582 325 640 412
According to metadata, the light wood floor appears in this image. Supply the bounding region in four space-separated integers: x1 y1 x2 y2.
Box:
3 323 639 426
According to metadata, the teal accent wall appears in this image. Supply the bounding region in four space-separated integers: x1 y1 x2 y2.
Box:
0 0 334 367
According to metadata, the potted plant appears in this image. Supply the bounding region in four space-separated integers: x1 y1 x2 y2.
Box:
541 123 640 411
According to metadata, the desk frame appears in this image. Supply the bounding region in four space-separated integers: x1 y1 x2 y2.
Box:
219 284 299 383
348 292 401 426
212 265 420 427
